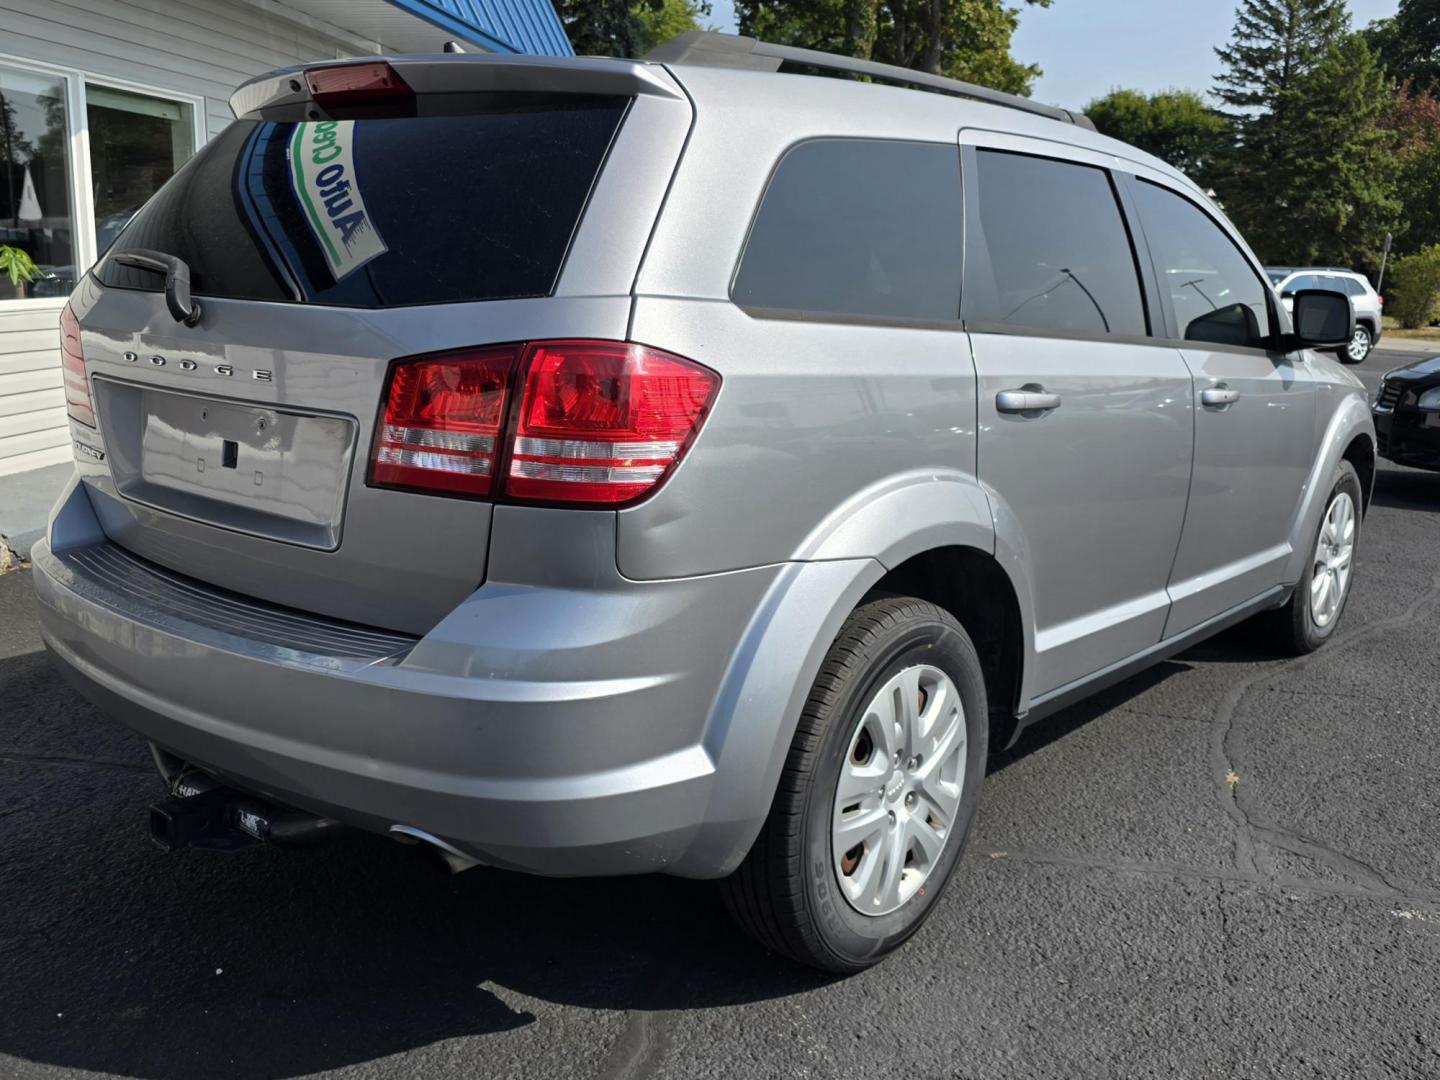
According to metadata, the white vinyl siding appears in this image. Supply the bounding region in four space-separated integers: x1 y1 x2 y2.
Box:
0 0 381 475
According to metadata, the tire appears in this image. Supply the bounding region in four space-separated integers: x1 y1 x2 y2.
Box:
721 596 988 972
1270 460 1363 654
1337 324 1372 364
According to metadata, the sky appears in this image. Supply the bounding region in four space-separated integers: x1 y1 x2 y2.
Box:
702 1 1399 112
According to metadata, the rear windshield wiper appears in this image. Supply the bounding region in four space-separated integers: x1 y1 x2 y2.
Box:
113 249 203 327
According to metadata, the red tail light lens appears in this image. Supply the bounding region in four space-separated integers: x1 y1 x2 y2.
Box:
59 303 94 427
368 340 718 506
507 341 718 506
369 347 517 497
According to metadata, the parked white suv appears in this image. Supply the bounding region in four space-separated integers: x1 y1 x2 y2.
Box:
1267 267 1382 363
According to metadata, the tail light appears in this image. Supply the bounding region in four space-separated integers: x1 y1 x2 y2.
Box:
1378 295 1385 307
507 341 717 505
370 347 514 497
369 340 718 507
59 303 94 427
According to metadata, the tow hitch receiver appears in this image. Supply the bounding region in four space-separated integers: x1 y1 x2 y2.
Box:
148 775 338 852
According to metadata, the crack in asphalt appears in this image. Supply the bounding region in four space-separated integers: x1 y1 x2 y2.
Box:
1212 568 1440 902
994 848 1440 908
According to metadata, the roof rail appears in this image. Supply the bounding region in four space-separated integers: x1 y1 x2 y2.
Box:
645 31 1094 131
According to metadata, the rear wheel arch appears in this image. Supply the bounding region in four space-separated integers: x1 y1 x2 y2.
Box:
866 546 1025 751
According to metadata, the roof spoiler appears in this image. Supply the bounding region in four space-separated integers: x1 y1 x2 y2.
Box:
645 31 1094 131
230 53 684 117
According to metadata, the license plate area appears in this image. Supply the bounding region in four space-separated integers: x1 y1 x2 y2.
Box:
93 378 356 550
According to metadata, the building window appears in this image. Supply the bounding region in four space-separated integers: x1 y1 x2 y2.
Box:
0 64 74 301
0 63 199 305
86 84 195 256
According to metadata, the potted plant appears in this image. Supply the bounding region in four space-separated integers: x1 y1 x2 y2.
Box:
0 244 38 299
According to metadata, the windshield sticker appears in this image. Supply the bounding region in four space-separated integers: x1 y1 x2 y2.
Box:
288 121 387 280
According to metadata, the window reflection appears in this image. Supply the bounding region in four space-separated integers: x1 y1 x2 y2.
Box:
87 85 194 257
0 66 74 300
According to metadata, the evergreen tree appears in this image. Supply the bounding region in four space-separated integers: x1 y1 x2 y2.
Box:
1213 0 1350 112
1212 0 1359 261
1249 37 1400 267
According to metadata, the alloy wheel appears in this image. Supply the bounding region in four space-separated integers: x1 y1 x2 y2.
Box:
1347 327 1370 362
1311 491 1356 629
831 664 967 917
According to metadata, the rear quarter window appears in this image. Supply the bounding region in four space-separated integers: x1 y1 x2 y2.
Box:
731 139 963 323
95 95 629 308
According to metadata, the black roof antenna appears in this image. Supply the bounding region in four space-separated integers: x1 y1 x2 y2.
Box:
443 40 467 53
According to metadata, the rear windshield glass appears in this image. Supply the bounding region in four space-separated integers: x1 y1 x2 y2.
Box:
95 96 628 308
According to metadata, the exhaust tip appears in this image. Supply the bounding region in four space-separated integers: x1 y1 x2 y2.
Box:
389 824 485 873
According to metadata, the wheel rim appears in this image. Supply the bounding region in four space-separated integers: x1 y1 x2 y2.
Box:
831 664 966 917
1347 328 1369 361
1310 491 1356 629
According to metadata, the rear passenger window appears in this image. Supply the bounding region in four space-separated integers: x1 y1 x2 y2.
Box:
1132 180 1273 350
1340 277 1368 297
732 140 962 322
967 151 1147 337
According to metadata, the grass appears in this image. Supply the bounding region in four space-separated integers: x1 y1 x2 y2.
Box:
1380 317 1440 343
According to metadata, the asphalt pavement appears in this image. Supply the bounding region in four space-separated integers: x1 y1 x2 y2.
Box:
1 345 1438 1079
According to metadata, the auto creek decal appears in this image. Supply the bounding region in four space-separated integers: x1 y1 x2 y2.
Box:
288 120 387 280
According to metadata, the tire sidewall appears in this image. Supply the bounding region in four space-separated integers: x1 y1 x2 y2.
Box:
1295 461 1363 648
799 614 988 967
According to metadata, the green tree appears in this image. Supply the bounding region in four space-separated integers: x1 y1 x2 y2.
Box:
635 0 712 53
1386 83 1440 252
1086 89 1232 180
1365 0 1440 91
737 0 1052 95
561 0 711 57
1385 243 1440 327
1241 36 1400 267
1211 1 1398 264
1213 0 1350 112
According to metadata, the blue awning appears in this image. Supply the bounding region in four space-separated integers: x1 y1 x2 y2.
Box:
385 0 573 55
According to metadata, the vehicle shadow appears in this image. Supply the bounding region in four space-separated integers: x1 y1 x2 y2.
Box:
1371 465 1440 511
0 590 1303 1079
0 658 830 1080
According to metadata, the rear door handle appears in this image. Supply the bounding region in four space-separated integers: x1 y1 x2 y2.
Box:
1200 385 1241 408
996 387 1062 414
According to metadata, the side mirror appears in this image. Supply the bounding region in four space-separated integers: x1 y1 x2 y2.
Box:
1288 288 1353 350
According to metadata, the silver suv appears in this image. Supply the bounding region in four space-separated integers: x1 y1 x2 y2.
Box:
1268 267 1383 363
33 33 1375 972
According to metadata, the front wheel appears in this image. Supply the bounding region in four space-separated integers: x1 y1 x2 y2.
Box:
721 597 988 972
1338 324 1372 364
1270 460 1362 654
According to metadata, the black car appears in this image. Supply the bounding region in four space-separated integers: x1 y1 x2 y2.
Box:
1373 355 1440 470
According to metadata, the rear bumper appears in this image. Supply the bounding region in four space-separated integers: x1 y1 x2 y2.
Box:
32 479 866 879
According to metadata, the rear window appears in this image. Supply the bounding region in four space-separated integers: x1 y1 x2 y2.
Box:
95 96 628 308
731 139 963 322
